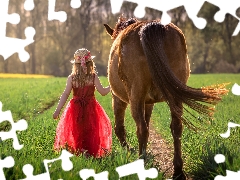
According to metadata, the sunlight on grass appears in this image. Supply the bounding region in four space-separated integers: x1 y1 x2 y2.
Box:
0 76 162 180
0 73 54 78
1 74 239 179
152 74 240 179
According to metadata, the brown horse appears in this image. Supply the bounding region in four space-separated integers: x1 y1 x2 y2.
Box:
104 17 228 179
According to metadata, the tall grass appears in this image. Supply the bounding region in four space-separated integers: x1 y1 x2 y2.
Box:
151 74 240 179
0 76 163 179
1 74 239 179
0 78 65 131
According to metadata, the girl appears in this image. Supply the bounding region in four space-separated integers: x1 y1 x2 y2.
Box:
53 48 112 158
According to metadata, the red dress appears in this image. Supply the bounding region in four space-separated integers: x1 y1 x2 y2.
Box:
54 76 112 158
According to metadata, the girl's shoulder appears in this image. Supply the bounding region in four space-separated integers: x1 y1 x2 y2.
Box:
66 74 73 83
68 74 73 79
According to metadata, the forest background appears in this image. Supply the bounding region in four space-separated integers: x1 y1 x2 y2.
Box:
1 0 240 76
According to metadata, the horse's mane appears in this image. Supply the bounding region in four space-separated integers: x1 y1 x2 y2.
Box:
112 17 139 39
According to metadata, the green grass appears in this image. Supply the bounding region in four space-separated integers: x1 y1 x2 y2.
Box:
1 74 239 180
151 74 240 179
0 78 64 120
0 77 163 180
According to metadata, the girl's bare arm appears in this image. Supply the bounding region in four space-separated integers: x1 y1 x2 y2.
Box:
53 75 72 119
94 74 110 96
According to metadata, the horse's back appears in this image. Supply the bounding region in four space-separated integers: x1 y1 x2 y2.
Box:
108 21 190 104
163 23 190 83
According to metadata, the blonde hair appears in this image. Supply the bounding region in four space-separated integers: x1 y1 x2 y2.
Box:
71 60 96 88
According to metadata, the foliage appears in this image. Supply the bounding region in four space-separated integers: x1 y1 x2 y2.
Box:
0 1 239 75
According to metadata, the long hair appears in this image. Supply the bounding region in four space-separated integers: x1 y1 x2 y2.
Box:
71 60 96 88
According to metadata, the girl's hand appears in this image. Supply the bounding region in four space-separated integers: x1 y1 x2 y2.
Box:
53 111 59 119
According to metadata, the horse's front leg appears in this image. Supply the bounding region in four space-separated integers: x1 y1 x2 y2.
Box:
130 99 149 158
112 94 129 148
170 100 186 180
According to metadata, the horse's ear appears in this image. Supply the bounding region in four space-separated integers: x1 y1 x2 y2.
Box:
104 24 114 36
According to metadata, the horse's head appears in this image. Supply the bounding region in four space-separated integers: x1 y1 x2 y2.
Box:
104 17 138 39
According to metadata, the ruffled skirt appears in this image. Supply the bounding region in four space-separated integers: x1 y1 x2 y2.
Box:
54 97 112 158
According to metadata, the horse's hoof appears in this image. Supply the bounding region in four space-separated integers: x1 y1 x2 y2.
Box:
172 172 186 180
129 147 135 153
139 149 147 160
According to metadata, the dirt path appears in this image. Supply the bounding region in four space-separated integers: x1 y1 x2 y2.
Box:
148 122 174 179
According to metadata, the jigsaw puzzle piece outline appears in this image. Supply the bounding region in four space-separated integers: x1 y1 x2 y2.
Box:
20 150 73 180
216 82 240 179
215 170 240 180
197 1 239 37
24 0 35 11
79 169 109 180
43 149 74 171
111 0 240 35
21 164 50 180
0 101 28 150
232 83 240 95
206 0 240 22
70 0 81 9
0 156 15 180
0 27 35 62
206 0 240 36
116 159 158 180
214 154 226 164
110 0 207 28
48 0 67 22
0 0 20 37
0 0 36 62
220 122 240 138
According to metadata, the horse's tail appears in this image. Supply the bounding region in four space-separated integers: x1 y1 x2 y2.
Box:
139 21 228 130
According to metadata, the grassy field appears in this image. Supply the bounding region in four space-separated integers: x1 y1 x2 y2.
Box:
151 74 240 179
0 75 161 180
0 74 240 179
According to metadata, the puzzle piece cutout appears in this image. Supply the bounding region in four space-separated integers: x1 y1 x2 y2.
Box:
0 156 14 180
1 0 239 63
0 0 36 62
0 101 28 150
197 1 239 36
111 0 240 35
214 87 240 179
116 159 158 180
20 149 73 180
0 0 81 62
70 0 81 9
214 154 226 164
220 122 240 138
49 0 81 22
0 1 239 179
48 0 67 22
232 83 240 96
215 170 240 180
24 0 81 22
24 0 35 11
214 154 240 179
0 0 20 37
79 169 109 180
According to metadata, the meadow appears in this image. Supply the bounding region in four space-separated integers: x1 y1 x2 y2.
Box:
0 75 160 180
0 74 240 179
152 74 240 179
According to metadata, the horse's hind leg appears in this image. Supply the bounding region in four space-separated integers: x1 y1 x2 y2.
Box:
130 99 149 157
145 104 154 151
112 94 129 148
145 104 154 129
170 100 186 180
